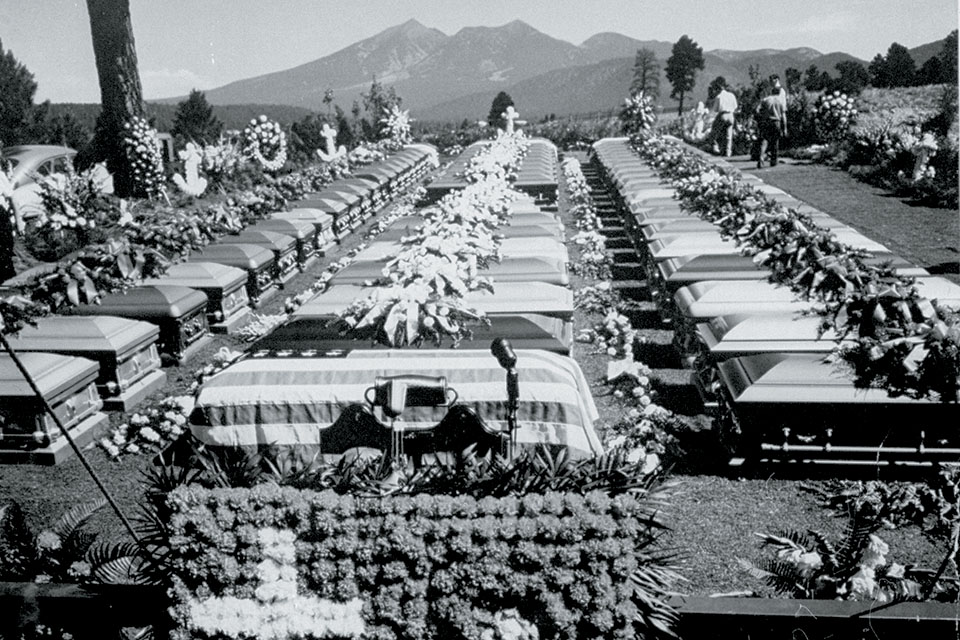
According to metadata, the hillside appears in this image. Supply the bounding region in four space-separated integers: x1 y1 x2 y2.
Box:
151 20 952 121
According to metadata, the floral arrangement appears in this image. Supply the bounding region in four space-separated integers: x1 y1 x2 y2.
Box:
165 485 679 640
561 157 601 231
243 115 288 172
577 309 637 359
0 498 111 584
814 91 858 143
181 527 365 640
740 502 956 604
619 92 657 135
234 312 289 343
570 229 612 280
628 130 960 402
99 395 192 458
198 136 242 185
573 281 642 315
333 137 532 347
122 116 166 199
32 166 110 232
379 104 413 147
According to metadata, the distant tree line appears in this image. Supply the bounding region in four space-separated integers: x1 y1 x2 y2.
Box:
637 30 957 116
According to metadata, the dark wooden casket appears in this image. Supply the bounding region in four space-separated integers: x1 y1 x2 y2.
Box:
68 285 210 365
0 353 107 465
143 261 251 333
188 243 277 306
247 218 319 270
3 316 165 411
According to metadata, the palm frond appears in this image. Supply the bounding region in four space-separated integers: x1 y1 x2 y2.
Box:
51 498 108 541
836 506 882 573
86 541 155 585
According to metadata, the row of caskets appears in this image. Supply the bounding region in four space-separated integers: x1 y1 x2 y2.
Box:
0 145 439 463
189 181 605 461
592 137 960 464
424 138 559 204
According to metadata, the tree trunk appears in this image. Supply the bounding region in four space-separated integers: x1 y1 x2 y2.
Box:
85 0 145 198
677 92 685 115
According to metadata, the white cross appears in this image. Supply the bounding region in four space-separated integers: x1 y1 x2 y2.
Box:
320 123 339 157
502 106 521 133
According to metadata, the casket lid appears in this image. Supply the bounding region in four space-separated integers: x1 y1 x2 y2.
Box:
250 313 570 354
248 218 316 241
322 183 367 200
189 243 275 270
4 315 160 355
221 230 296 253
335 178 378 192
718 353 945 405
277 209 334 229
332 256 569 287
295 282 573 320
294 196 348 213
143 261 248 291
0 352 99 400
698 313 838 355
352 167 392 185
70 285 208 319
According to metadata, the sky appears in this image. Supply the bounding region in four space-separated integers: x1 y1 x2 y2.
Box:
1 0 957 103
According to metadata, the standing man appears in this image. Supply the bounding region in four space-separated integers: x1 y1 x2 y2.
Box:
711 81 738 157
755 83 788 168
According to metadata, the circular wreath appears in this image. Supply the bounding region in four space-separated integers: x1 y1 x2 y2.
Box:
243 115 288 172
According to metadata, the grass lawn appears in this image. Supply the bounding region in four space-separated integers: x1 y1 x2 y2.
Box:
0 151 952 600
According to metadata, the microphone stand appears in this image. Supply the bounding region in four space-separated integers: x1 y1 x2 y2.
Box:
491 338 519 458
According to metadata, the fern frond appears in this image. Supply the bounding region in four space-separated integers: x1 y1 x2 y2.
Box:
754 530 808 553
87 541 157 585
51 498 107 541
837 507 882 572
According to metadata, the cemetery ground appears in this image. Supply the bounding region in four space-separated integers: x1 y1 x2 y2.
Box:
0 147 952 597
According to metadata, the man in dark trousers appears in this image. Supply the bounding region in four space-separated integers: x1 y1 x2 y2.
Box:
755 83 788 168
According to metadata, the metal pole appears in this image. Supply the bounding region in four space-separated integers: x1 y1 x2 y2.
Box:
0 332 141 544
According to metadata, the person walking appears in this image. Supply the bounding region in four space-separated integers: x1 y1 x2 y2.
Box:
711 82 738 157
755 83 788 168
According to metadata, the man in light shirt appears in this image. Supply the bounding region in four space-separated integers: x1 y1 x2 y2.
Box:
711 82 738 157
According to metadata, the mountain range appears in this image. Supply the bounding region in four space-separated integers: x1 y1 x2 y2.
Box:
172 19 946 121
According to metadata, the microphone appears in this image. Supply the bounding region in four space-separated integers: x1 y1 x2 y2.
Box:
490 338 517 370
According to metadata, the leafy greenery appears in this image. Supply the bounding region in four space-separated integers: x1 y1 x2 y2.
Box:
740 503 956 603
630 130 960 401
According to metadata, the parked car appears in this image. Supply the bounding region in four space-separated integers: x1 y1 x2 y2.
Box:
1 145 113 231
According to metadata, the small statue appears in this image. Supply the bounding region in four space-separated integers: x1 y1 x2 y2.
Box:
501 106 526 133
317 123 347 162
172 142 208 197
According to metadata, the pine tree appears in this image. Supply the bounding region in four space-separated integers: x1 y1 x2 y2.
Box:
85 0 146 198
884 43 916 87
665 35 704 115
834 60 869 94
487 91 515 129
868 54 889 88
631 48 660 99
940 30 958 84
171 89 222 144
0 38 40 147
